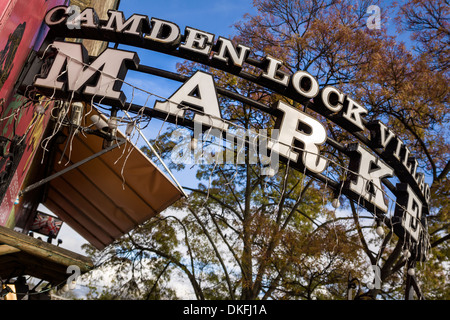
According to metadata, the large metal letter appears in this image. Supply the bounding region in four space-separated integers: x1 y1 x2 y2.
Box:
395 183 424 242
102 11 149 36
342 97 368 131
261 56 289 87
153 71 227 130
269 100 328 173
145 18 181 46
34 41 139 105
180 27 215 56
345 143 394 213
212 37 250 68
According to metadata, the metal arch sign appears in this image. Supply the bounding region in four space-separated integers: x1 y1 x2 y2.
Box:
22 5 431 261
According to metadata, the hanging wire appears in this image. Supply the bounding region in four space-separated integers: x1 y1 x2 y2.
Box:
12 42 431 300
30 43 428 246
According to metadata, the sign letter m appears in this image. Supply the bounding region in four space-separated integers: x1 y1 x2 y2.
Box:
34 41 139 106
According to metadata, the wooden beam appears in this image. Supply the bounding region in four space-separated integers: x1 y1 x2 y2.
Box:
0 245 21 256
0 225 93 272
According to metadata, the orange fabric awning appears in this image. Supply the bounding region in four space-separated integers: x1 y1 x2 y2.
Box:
43 108 183 250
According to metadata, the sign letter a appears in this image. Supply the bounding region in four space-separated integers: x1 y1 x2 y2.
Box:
154 71 227 130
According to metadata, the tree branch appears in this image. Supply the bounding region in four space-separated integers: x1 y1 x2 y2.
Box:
431 233 450 248
349 199 376 264
184 186 243 221
189 206 236 300
127 235 205 300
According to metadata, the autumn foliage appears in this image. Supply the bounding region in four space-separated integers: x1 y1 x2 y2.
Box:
82 0 449 300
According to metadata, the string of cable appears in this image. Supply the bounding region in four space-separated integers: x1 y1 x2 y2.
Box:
27 44 430 258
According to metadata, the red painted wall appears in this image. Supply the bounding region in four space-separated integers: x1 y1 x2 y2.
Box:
0 0 67 227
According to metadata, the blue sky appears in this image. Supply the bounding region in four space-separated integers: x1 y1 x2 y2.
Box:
118 0 256 74
42 0 258 255
118 0 255 40
42 1 429 298
112 0 412 192
109 0 258 190
36 4 260 292
114 0 256 104
54 0 416 254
